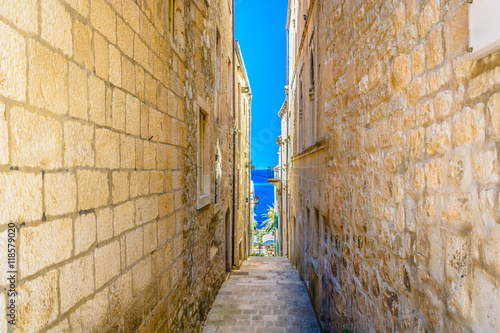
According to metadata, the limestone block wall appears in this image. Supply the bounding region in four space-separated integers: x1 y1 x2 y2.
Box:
287 0 500 331
0 0 235 331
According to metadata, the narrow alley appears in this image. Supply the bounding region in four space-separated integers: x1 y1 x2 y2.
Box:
202 257 320 333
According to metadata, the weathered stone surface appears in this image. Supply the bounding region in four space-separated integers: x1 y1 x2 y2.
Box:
75 213 96 255
91 0 116 44
16 271 58 332
0 21 26 101
77 169 109 210
0 0 37 33
114 201 135 235
42 0 72 56
69 289 110 332
64 120 94 167
0 172 42 224
44 172 77 216
69 63 89 120
11 106 62 169
29 42 67 115
95 240 121 288
59 254 94 313
19 218 72 277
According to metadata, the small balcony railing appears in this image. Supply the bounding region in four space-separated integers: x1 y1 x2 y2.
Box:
267 166 281 182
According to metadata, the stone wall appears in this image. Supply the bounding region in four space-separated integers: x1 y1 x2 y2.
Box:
0 0 241 331
286 0 500 331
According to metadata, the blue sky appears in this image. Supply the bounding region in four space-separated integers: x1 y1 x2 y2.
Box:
235 0 288 169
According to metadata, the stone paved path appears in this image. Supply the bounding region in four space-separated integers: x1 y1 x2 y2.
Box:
202 257 321 333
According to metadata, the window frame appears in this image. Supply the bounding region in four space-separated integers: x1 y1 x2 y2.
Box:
197 96 211 209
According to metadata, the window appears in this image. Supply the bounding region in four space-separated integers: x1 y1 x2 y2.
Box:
298 68 305 150
197 98 210 209
215 29 221 122
309 34 316 144
215 140 222 204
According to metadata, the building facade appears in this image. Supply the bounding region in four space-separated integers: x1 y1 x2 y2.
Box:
0 0 250 331
284 0 500 332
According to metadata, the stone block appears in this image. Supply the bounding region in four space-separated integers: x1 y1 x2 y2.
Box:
73 20 93 69
391 55 411 91
149 108 169 142
117 17 134 58
75 212 96 255
77 169 109 210
157 144 168 170
132 257 152 296
0 21 26 101
112 171 130 204
412 44 425 76
63 0 89 17
121 134 136 169
134 34 149 71
418 0 439 37
487 92 500 139
144 141 157 169
144 221 158 254
126 227 143 266
434 90 453 121
444 4 468 58
64 120 94 167
91 0 116 44
19 218 72 277
95 240 121 288
11 106 62 169
473 269 500 332
29 41 67 114
122 0 140 33
126 94 141 136
70 288 109 332
95 128 120 169
59 254 94 313
145 73 157 105
452 104 485 147
140 103 149 139
130 171 149 198
89 75 106 126
42 0 72 56
136 196 159 225
110 271 133 318
0 172 42 225
159 193 174 217
426 121 451 156
135 139 144 169
0 0 37 33
425 24 443 70
69 63 88 120
114 201 135 235
136 65 145 100
150 171 164 194
122 56 136 94
96 207 113 243
472 147 498 185
44 172 77 216
17 270 58 332
94 33 109 81
109 44 122 87
111 88 126 131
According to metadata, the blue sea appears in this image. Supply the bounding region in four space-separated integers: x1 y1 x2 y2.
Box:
252 169 275 229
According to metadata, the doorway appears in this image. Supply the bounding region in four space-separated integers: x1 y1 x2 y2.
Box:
225 209 231 272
